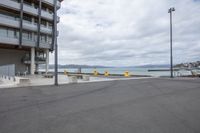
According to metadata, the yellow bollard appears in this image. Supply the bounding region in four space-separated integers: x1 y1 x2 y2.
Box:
64 70 68 75
104 71 109 76
124 71 130 77
94 70 98 76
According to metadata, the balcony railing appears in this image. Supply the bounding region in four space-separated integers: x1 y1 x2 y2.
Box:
22 56 47 64
0 13 19 21
0 0 54 20
0 14 52 34
0 36 19 45
0 34 51 49
43 0 61 9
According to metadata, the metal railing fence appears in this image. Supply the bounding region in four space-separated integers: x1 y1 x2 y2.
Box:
0 64 15 77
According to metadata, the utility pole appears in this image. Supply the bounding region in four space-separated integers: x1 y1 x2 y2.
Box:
168 7 175 78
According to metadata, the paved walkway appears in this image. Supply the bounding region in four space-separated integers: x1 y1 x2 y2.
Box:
0 78 200 133
0 74 152 88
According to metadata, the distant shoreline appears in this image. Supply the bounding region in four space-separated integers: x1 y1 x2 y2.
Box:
40 65 170 69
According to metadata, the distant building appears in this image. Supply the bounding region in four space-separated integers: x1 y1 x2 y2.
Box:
0 0 62 74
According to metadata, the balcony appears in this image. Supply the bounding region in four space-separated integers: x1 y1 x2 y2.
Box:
0 14 19 29
40 42 52 49
22 39 51 49
0 34 51 49
0 15 52 34
43 0 61 9
22 39 36 47
0 36 19 46
0 0 54 20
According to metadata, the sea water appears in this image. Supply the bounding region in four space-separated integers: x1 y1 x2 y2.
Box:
42 67 192 77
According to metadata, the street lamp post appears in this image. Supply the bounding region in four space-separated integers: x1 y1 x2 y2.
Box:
54 0 58 85
168 7 175 78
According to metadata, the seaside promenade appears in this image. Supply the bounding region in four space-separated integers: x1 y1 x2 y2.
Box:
0 78 200 133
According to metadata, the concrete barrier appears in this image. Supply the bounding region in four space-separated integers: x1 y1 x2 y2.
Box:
43 74 54 78
0 75 16 83
18 78 30 85
0 75 22 87
68 76 78 83
82 75 90 81
68 74 83 79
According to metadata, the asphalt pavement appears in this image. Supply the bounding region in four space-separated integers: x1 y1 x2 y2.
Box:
0 78 200 133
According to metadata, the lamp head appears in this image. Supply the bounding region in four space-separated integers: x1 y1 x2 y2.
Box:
168 7 175 13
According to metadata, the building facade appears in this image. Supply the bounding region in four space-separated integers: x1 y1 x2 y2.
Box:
0 0 62 75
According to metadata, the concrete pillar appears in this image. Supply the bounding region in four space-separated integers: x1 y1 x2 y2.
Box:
31 18 34 42
31 16 35 42
31 47 35 75
45 49 49 74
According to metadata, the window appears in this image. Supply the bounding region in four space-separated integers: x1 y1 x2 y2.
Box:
48 35 52 44
7 28 15 38
49 22 53 29
34 33 37 42
34 18 38 25
49 9 53 14
0 27 19 38
23 15 32 23
34 33 47 43
42 6 47 11
43 52 47 58
36 51 45 58
41 20 46 27
22 31 32 40
35 51 46 61
0 27 7 37
34 4 38 9
24 0 32 6
22 31 29 40
14 30 19 38
40 34 47 43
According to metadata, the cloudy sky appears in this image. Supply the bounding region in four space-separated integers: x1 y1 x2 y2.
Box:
50 0 200 66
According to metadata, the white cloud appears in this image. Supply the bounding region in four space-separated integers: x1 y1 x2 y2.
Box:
50 0 200 66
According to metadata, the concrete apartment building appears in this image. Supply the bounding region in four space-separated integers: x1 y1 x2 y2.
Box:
0 0 62 75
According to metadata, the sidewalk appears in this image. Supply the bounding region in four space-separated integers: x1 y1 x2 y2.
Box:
0 74 154 88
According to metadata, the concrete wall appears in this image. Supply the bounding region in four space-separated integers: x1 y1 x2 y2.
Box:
0 48 28 74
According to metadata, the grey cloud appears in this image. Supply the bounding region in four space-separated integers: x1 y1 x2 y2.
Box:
51 0 200 66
